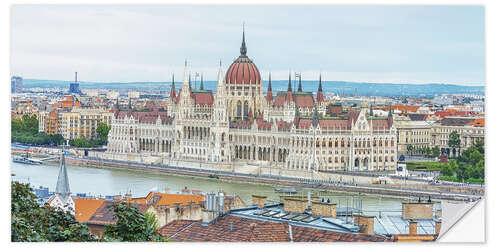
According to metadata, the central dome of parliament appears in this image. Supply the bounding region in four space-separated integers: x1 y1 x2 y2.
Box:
225 29 262 85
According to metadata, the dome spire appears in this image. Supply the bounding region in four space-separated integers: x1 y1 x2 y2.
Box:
200 73 204 90
240 22 247 56
298 74 303 92
287 71 292 92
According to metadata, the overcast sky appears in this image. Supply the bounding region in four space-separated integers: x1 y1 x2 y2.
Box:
11 5 484 85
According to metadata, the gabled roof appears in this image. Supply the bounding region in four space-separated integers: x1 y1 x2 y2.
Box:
144 192 204 207
159 216 388 242
192 91 214 106
74 198 106 223
86 201 148 226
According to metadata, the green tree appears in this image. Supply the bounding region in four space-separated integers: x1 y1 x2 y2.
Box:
431 146 441 158
103 202 166 242
448 131 461 156
96 122 111 144
440 160 455 177
472 138 484 154
11 181 95 242
145 211 160 234
406 144 414 156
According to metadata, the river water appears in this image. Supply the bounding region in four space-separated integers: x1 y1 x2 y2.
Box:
10 160 435 216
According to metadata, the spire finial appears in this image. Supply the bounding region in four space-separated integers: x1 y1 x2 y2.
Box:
56 146 71 202
240 22 247 56
287 71 292 92
185 59 187 67
200 73 204 90
298 73 303 92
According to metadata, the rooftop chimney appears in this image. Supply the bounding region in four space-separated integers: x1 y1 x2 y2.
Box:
435 219 442 235
252 195 267 208
402 202 434 220
409 220 418 235
311 201 337 218
354 215 375 235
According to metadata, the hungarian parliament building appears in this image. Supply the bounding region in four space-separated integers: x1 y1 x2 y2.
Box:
106 31 398 172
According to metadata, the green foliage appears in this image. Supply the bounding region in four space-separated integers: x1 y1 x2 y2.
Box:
438 176 459 182
448 131 461 150
439 160 455 176
406 161 447 171
431 146 441 158
406 144 414 155
69 123 111 147
438 140 485 184
11 181 95 242
11 115 64 146
69 136 93 148
103 202 166 242
96 122 111 144
145 212 160 232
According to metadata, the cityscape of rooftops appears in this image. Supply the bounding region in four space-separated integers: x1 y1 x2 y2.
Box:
10 4 484 243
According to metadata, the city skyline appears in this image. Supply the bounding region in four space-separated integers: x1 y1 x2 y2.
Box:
11 5 484 85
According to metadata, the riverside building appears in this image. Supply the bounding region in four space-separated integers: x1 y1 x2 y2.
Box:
105 30 398 172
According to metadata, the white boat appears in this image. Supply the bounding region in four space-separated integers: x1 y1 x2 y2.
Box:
12 155 43 165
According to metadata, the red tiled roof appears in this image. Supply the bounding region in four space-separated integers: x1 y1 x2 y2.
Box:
145 192 204 207
294 94 315 108
370 119 391 130
193 92 214 106
297 119 312 129
159 216 388 242
74 198 106 223
468 118 484 127
318 119 350 130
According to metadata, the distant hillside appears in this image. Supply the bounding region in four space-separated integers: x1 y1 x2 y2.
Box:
23 78 484 97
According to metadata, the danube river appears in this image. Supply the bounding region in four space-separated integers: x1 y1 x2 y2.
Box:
11 160 432 216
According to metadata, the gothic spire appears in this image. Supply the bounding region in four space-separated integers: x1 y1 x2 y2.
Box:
266 72 273 102
316 73 324 103
128 98 132 110
115 98 119 110
370 104 374 116
188 71 192 90
312 104 320 127
55 146 71 202
170 74 176 99
240 22 247 56
318 74 323 92
200 73 204 90
388 103 392 117
297 74 303 92
287 72 292 92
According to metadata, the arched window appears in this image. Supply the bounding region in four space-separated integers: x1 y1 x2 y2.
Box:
237 101 242 119
243 101 249 119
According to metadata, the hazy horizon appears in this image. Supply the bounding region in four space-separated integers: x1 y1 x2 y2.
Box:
11 5 485 86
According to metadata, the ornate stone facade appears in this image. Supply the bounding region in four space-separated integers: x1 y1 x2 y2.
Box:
106 32 398 172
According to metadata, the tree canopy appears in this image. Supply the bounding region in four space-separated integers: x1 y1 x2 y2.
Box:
11 181 95 242
103 202 166 242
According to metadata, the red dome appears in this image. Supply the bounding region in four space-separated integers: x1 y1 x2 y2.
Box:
225 28 261 85
225 56 261 85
